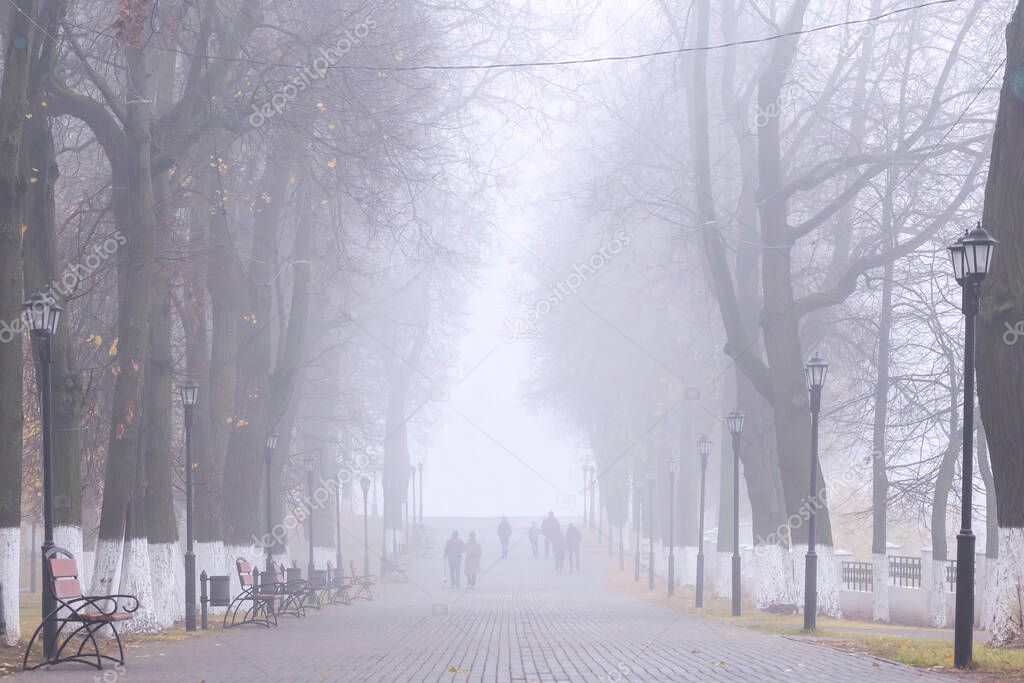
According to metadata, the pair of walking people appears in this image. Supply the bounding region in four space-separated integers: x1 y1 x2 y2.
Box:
443 531 482 588
539 511 582 572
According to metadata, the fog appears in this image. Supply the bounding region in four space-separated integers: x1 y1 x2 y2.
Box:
4 0 1024 667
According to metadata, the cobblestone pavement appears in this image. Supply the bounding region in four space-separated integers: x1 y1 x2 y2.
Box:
26 518 963 682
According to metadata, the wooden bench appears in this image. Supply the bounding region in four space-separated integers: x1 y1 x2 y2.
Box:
223 559 278 628
348 561 376 601
324 562 352 605
265 561 318 615
23 547 139 671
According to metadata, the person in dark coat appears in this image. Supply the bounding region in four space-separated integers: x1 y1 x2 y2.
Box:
565 523 582 572
497 517 513 559
552 530 566 573
540 511 560 557
444 531 465 588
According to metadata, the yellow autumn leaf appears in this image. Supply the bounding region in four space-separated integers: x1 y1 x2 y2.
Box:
327 158 337 169
108 337 119 357
21 224 28 236
85 334 103 346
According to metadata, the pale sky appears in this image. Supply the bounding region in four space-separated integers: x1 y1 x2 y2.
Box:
422 215 587 519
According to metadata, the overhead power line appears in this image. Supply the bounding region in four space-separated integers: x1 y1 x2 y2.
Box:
55 0 958 73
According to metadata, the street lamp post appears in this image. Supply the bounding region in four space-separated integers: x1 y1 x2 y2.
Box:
667 459 678 597
178 380 199 631
948 223 997 668
24 292 62 658
305 456 317 575
360 476 371 578
803 353 829 631
264 432 278 573
646 474 655 590
726 410 745 617
695 436 712 608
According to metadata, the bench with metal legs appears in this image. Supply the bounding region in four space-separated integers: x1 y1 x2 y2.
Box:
348 560 376 601
324 562 352 605
223 559 278 628
265 561 317 616
23 547 139 671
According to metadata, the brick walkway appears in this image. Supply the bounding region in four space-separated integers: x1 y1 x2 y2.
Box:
25 518 962 682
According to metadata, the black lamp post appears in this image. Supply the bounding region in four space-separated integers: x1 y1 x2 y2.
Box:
646 474 655 590
178 379 199 631
949 223 997 668
803 353 829 631
305 456 317 575
360 476 371 577
695 435 712 608
726 410 745 616
264 432 278 572
24 292 62 658
667 458 678 597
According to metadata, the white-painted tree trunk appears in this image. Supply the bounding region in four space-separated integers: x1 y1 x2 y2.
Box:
681 546 698 587
1 528 19 644
790 544 841 617
988 528 1024 646
714 551 732 598
817 546 842 618
313 546 335 571
871 553 890 622
147 542 184 627
83 550 95 589
119 538 161 633
753 544 792 609
90 538 123 598
195 541 227 615
981 554 997 632
927 562 948 628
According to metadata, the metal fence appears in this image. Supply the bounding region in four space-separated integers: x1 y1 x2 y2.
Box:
946 560 957 592
841 561 873 592
888 555 922 588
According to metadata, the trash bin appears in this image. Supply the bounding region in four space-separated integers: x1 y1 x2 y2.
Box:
286 567 303 585
309 569 326 589
208 575 231 607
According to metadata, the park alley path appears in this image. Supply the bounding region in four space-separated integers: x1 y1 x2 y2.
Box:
26 517 960 682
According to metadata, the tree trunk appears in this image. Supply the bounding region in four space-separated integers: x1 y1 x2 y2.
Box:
92 40 157 599
0 0 35 644
928 415 959 628
221 158 289 568
141 172 181 628
977 421 998 629
977 2 1024 646
870 262 894 622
